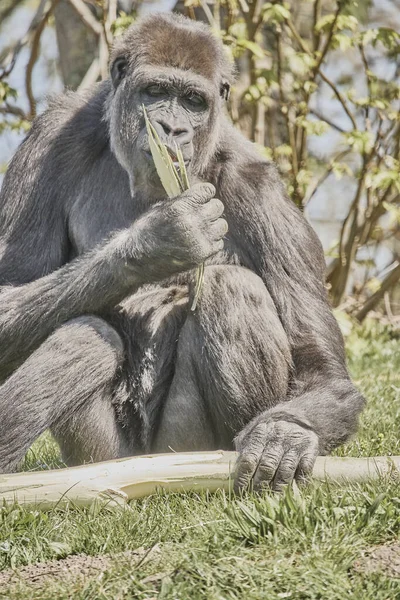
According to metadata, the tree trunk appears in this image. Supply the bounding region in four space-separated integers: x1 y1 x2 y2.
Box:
54 0 98 89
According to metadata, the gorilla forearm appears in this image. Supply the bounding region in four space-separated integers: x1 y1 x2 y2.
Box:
0 230 138 375
267 378 366 452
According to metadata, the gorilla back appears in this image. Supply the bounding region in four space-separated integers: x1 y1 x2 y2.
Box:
0 13 365 490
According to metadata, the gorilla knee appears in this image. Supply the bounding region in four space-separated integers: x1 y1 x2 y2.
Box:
54 315 124 361
192 265 291 368
200 265 276 313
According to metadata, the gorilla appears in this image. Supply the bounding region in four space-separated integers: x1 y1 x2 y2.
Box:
0 13 364 489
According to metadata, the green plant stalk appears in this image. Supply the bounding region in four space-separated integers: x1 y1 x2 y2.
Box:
144 107 204 311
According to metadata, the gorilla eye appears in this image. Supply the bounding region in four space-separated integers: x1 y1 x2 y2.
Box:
184 93 207 110
111 57 127 89
145 85 166 97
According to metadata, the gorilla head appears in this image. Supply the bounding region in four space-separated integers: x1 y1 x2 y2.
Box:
106 13 234 193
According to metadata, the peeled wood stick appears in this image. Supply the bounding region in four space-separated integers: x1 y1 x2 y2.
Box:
0 452 399 509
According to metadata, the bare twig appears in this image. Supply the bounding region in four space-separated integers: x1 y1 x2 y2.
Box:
355 262 400 322
309 108 347 133
104 0 117 48
329 155 368 306
0 0 25 24
314 1 341 74
358 42 372 124
312 0 322 51
0 0 47 81
317 70 357 131
25 0 60 119
305 149 351 205
199 0 216 28
284 16 357 131
330 118 385 305
77 57 100 91
98 34 109 80
276 27 298 176
0 104 27 119
384 291 395 324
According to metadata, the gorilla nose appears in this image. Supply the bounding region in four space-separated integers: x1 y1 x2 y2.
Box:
154 120 192 145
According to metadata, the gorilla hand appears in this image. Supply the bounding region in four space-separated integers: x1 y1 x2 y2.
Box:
131 182 227 281
234 417 319 492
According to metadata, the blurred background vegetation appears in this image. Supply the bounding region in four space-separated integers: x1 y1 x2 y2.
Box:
0 0 399 325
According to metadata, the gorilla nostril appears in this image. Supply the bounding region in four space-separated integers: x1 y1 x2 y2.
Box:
173 128 187 137
160 122 171 136
154 120 191 144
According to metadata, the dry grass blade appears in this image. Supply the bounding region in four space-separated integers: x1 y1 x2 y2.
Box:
143 106 205 310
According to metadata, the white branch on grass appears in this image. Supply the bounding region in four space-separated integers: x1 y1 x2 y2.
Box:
0 451 399 509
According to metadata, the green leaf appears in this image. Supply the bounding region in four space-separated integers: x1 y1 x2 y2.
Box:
236 39 264 58
296 117 329 136
344 130 374 154
262 2 291 24
331 162 353 180
332 33 353 52
374 28 400 51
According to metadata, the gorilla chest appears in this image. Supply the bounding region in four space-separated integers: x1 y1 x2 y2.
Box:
68 180 136 256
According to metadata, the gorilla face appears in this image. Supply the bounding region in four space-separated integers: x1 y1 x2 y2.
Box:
109 62 218 194
137 72 211 171
105 14 233 197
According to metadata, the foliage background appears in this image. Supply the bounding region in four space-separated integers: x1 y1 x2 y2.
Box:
0 0 399 322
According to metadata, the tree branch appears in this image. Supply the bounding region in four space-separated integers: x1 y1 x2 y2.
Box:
355 262 400 322
66 0 103 36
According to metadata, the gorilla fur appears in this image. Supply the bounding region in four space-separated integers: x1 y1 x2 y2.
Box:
0 14 365 489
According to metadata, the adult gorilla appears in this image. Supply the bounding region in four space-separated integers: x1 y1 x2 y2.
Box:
0 13 364 488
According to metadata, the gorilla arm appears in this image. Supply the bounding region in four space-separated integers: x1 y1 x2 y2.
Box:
0 124 224 378
222 159 365 490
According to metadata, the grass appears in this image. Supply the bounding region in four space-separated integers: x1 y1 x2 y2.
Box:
0 321 399 599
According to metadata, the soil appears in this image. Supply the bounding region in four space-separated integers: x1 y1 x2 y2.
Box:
0 546 160 590
353 543 400 578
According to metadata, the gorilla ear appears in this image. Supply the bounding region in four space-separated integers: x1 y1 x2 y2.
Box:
111 56 127 89
220 81 230 101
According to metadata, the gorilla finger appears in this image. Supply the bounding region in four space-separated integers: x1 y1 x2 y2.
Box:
294 451 317 484
212 239 225 253
202 198 224 220
271 450 303 491
209 218 228 240
187 182 216 203
235 454 260 491
234 439 266 491
252 446 285 490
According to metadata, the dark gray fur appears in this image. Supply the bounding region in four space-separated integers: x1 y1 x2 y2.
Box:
0 13 364 488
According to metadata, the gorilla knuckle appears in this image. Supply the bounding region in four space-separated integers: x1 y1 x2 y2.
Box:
238 453 259 474
168 198 187 220
213 218 228 237
190 183 216 203
213 239 225 253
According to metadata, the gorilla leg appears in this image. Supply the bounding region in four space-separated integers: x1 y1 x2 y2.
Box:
0 316 128 473
153 265 292 452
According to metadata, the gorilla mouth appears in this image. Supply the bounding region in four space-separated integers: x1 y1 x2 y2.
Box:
144 150 191 170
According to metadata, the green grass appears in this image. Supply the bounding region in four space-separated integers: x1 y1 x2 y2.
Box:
0 322 399 599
